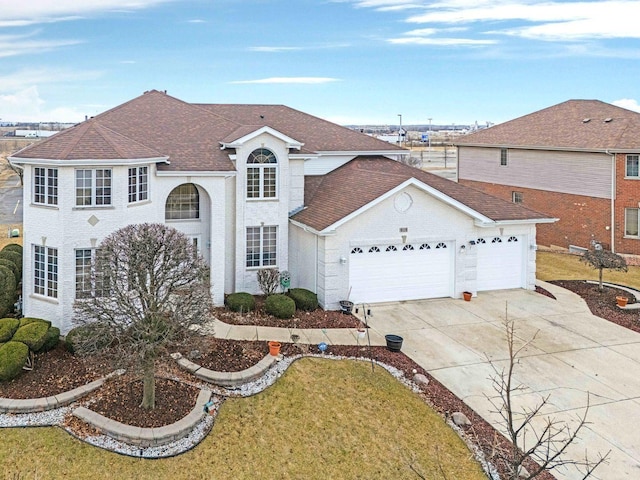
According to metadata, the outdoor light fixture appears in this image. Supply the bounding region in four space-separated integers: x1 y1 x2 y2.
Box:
340 256 347 264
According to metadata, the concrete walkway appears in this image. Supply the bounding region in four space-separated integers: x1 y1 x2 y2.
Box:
215 284 640 479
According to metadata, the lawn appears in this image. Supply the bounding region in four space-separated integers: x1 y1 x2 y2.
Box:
537 250 640 289
1 358 487 480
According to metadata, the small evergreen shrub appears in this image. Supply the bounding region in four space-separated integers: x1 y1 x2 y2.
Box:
0 250 22 277
12 320 50 352
65 324 111 354
0 259 19 284
19 317 51 329
0 266 17 318
288 288 318 311
41 326 61 352
226 292 256 312
2 244 23 255
0 318 20 342
265 294 296 319
0 341 29 381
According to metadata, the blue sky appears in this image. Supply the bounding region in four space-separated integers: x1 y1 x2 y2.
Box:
1 0 640 126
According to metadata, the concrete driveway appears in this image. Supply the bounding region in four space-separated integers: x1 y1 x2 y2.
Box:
362 282 640 480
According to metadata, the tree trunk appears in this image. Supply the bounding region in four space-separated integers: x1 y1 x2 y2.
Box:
140 354 156 410
599 267 604 291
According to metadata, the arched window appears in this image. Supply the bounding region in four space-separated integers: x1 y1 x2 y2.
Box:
165 183 199 220
247 148 277 199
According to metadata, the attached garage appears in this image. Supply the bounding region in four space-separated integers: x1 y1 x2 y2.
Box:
476 235 525 291
348 241 453 304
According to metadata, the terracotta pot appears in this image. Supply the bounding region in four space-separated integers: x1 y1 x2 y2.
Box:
268 341 281 356
463 291 472 301
616 296 629 307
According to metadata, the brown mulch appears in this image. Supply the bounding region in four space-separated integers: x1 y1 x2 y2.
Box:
550 280 640 334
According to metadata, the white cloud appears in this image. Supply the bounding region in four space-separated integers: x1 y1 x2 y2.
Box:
0 87 86 123
0 32 82 58
389 36 495 45
187 19 206 23
613 98 640 112
0 0 176 26
0 68 103 91
230 77 341 85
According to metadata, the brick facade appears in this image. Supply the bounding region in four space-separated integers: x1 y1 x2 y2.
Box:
615 153 640 255
460 179 611 250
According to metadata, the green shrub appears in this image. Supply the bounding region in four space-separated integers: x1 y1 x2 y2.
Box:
288 288 319 311
12 320 49 352
41 327 60 352
0 266 17 318
2 244 23 255
225 292 256 312
0 341 29 381
0 258 19 284
65 323 111 354
0 250 21 277
19 317 51 329
265 294 296 319
0 318 20 342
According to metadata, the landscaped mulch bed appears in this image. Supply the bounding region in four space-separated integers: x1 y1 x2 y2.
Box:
550 280 640 334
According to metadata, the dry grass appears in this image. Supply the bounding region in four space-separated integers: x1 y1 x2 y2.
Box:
1 358 486 479
537 251 640 289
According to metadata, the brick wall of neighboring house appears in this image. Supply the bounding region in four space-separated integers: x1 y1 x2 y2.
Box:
459 179 611 250
615 153 640 255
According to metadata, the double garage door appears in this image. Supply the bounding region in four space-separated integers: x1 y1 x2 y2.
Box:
349 241 453 304
348 235 525 303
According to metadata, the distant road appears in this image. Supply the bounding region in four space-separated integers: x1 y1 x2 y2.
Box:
0 166 23 227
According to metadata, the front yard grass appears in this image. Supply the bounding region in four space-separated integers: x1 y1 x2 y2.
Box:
537 250 640 289
1 358 486 480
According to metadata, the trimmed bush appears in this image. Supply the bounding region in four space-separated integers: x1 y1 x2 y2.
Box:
0 317 20 342
288 288 319 311
0 258 19 284
65 323 111 354
0 250 21 277
41 326 61 352
0 341 29 381
226 292 256 312
19 317 51 329
12 320 49 352
0 265 17 318
2 244 23 255
265 294 296 319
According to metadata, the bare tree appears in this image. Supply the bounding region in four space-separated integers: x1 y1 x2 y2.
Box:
486 306 609 479
73 223 213 409
256 268 280 296
580 247 627 291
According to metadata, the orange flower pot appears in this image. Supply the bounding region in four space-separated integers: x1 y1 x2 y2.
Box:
463 291 472 301
268 341 281 356
616 296 629 307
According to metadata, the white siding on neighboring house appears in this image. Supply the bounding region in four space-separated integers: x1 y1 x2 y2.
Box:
458 147 612 199
303 155 355 176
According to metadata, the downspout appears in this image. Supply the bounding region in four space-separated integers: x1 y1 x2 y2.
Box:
606 150 615 252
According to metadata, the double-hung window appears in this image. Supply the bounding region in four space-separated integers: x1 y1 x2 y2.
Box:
246 226 277 268
625 208 640 237
33 167 58 205
247 148 277 199
76 169 112 206
128 166 148 203
500 148 508 166
34 245 58 298
626 155 639 177
75 249 109 298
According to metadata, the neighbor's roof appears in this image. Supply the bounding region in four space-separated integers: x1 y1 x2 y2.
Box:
291 156 553 231
12 90 404 171
455 100 640 151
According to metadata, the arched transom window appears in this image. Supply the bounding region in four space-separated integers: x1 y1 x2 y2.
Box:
247 148 277 199
165 183 199 220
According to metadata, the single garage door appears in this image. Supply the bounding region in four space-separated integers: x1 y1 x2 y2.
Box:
476 236 524 291
349 241 453 304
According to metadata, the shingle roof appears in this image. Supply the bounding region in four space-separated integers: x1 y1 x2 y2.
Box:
455 100 640 151
12 91 405 170
291 156 553 231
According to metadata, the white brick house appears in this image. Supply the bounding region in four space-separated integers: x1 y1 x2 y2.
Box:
10 91 555 333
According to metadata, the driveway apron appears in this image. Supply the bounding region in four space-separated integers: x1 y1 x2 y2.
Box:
360 282 640 480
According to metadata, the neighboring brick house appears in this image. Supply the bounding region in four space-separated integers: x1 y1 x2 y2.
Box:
10 90 553 333
456 99 640 255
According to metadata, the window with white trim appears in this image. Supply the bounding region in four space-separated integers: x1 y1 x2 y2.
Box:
75 249 109 298
247 148 277 199
34 245 58 298
625 208 639 236
34 167 58 205
500 148 508 166
165 183 199 220
626 155 639 177
512 191 523 204
246 226 277 268
128 166 148 203
75 169 112 206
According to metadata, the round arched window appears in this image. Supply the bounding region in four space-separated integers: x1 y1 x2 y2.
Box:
247 148 277 199
165 183 199 220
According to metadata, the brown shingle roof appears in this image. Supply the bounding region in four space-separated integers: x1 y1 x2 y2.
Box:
291 157 553 231
13 91 405 170
455 100 640 151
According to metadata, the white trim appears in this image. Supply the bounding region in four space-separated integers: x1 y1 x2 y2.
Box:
474 218 558 227
220 126 303 149
456 143 640 155
289 219 334 237
315 150 408 156
9 156 169 167
155 170 236 177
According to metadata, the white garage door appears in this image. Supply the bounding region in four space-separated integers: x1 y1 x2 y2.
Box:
349 241 453 304
476 236 524 291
